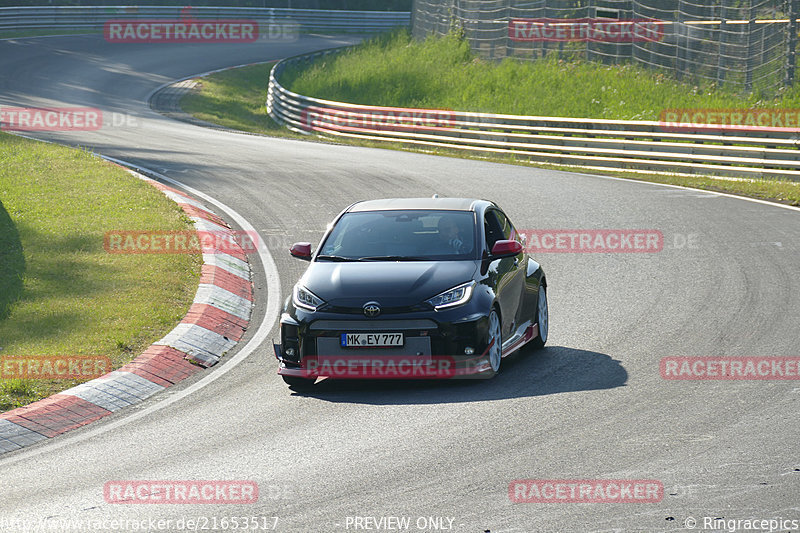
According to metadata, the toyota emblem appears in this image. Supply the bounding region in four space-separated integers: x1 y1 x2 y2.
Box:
363 302 381 318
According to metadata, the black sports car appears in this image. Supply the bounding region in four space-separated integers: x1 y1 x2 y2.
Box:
274 197 548 389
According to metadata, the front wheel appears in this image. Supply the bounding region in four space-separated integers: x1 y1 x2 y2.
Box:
487 308 502 374
532 284 548 349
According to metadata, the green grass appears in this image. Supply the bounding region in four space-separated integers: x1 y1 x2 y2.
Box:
180 61 302 137
0 133 201 412
178 29 800 207
280 29 800 118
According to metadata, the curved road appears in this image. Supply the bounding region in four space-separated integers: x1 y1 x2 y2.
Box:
1 35 798 533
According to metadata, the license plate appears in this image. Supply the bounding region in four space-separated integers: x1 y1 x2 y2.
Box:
340 333 404 348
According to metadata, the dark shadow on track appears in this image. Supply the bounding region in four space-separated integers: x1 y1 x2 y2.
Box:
288 345 627 405
0 199 25 321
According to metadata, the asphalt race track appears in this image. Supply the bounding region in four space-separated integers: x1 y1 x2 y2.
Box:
0 34 799 533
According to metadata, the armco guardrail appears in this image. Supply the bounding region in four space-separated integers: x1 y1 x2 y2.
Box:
268 49 800 181
0 6 409 34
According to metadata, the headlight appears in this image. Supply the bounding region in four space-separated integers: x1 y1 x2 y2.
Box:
293 284 325 312
426 281 476 310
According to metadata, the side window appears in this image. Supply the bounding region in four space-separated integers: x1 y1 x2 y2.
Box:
484 210 505 250
484 209 520 252
494 210 514 241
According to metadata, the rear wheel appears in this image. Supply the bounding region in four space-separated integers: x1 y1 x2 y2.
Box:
282 375 316 391
532 284 548 349
487 308 502 374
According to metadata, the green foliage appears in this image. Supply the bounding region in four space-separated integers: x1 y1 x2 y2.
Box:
179 28 800 208
282 28 798 119
0 133 201 412
3 0 410 9
181 63 288 135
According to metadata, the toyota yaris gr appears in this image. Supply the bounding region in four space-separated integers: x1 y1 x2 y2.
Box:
273 197 548 389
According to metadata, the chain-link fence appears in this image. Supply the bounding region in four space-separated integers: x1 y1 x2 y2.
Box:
412 0 799 95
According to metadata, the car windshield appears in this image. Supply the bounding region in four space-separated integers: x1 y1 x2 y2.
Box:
318 210 477 261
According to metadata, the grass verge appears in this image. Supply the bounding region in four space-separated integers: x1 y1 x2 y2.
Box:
178 30 800 206
280 29 800 117
0 132 201 412
180 61 302 138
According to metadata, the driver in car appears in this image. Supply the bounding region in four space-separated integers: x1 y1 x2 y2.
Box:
438 217 468 254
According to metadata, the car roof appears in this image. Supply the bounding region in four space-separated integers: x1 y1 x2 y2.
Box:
347 198 488 212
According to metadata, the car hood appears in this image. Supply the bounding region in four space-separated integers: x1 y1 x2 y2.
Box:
301 260 479 308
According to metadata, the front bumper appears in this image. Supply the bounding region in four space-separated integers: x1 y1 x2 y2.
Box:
274 311 495 379
275 346 493 379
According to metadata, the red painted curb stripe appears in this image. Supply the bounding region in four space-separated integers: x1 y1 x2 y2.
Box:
214 242 248 262
1 394 112 438
150 181 194 200
181 204 228 227
182 303 248 341
200 264 253 301
119 345 202 386
0 177 253 451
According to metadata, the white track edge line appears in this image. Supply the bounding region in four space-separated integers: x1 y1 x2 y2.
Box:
0 159 281 467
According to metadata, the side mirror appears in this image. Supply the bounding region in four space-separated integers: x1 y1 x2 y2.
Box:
290 242 312 261
490 239 522 258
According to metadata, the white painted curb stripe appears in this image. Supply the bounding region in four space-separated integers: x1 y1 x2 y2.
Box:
192 217 235 235
192 283 253 320
202 252 250 280
0 166 255 454
62 371 165 412
0 420 48 453
154 323 238 367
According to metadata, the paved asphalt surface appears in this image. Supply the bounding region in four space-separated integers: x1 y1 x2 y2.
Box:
0 34 798 533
